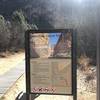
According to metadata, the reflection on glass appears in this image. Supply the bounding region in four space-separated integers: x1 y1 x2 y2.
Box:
29 32 72 94
30 32 72 58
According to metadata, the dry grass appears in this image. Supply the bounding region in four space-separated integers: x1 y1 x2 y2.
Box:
0 52 24 75
77 56 96 100
78 56 91 72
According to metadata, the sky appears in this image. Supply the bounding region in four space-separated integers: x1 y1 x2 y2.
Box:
48 33 61 46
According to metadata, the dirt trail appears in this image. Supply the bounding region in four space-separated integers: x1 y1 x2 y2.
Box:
0 52 24 75
0 74 25 100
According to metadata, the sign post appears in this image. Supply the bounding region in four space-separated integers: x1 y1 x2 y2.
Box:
97 28 100 100
25 29 77 100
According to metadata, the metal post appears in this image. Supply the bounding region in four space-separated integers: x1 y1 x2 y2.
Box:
72 30 77 100
26 93 30 100
97 25 100 100
96 2 100 100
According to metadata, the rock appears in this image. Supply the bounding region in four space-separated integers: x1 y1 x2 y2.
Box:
30 33 50 58
53 32 71 57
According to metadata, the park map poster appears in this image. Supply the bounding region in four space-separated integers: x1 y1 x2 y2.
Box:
29 32 72 94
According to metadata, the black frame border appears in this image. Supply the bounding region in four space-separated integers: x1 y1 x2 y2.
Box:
25 29 77 97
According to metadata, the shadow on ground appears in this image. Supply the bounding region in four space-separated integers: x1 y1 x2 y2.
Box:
16 92 40 100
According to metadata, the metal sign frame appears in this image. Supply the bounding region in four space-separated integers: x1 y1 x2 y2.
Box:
25 29 77 100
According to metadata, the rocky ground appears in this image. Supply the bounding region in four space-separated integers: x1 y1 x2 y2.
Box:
77 57 96 100
77 69 96 100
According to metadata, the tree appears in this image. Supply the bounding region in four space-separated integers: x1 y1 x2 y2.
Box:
9 10 37 51
0 15 11 52
9 11 28 50
24 0 55 29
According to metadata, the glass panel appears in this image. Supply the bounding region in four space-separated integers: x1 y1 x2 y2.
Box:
29 32 72 95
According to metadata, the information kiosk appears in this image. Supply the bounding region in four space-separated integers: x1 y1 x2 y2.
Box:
25 29 77 100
